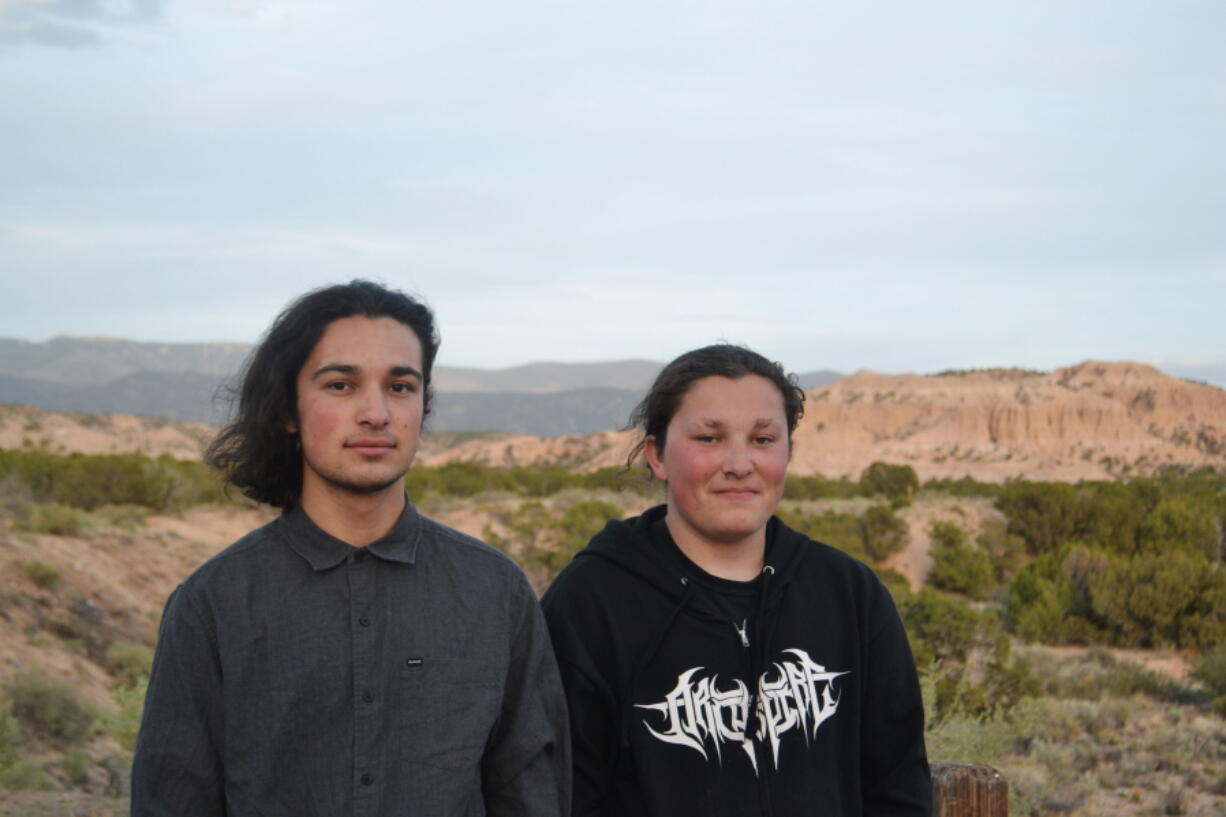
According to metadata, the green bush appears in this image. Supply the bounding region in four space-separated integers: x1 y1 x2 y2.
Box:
22 561 62 591
18 503 92 536
1191 643 1226 711
105 641 154 689
778 509 868 562
860 462 919 504
91 503 148 531
108 678 147 754
61 746 88 785
975 518 1027 583
782 473 861 501
0 449 228 512
0 757 51 791
860 505 908 561
1086 550 1226 648
927 521 995 600
995 481 1080 555
3 670 95 743
0 700 18 769
921 476 1000 498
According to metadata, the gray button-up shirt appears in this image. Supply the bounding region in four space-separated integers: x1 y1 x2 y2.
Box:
131 499 570 817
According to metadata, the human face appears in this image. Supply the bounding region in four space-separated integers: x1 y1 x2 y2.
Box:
645 375 790 553
290 315 425 505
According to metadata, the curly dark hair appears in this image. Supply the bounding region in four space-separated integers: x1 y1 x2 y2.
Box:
204 280 440 509
626 343 805 472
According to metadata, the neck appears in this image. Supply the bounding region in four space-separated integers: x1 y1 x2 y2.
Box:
665 515 766 582
297 484 406 547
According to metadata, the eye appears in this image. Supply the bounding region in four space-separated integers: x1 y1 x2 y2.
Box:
324 380 352 393
389 381 419 395
695 434 719 444
754 435 777 445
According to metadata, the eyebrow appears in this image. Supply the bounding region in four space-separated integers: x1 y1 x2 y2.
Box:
695 418 780 430
310 363 424 381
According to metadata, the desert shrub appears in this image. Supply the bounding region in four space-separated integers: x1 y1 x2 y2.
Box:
18 503 91 536
901 588 996 666
923 681 1045 761
1191 643 1226 716
859 462 919 504
921 476 999 498
927 521 995 600
0 700 18 768
904 589 1039 722
1032 648 1178 702
0 757 52 791
873 568 912 604
557 500 620 546
0 449 227 512
860 505 907 561
105 641 154 689
3 670 95 743
107 678 147 754
501 499 622 584
61 746 88 785
995 481 1080 555
782 473 861 501
91 503 148 531
777 509 868 562
1136 497 1220 560
975 518 1027 583
22 561 62 591
583 466 661 497
1086 550 1226 648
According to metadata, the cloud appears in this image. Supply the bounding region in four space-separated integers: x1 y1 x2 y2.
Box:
0 0 162 49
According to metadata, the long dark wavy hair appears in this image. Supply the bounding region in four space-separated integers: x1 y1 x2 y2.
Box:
205 280 440 509
626 343 806 472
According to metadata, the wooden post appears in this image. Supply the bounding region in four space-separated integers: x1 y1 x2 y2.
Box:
932 762 1008 817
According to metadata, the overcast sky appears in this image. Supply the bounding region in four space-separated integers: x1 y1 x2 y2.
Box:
2 0 1223 382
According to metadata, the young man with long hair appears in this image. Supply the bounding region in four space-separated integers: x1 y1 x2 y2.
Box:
132 281 570 817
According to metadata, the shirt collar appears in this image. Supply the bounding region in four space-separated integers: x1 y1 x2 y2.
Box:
278 494 422 571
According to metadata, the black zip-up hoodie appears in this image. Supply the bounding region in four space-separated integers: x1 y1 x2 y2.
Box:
542 505 931 817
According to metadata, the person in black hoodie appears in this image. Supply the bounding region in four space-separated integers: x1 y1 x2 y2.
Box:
542 344 931 817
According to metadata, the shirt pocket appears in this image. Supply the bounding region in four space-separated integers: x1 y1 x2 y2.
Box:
399 656 504 773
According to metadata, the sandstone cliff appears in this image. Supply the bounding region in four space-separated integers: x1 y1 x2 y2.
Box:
787 361 1225 481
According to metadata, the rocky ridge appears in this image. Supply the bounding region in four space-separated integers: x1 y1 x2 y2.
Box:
2 360 1223 482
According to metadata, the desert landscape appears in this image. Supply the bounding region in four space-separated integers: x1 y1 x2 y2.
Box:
1 360 1224 815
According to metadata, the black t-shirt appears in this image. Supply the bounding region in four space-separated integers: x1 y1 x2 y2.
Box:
648 517 770 646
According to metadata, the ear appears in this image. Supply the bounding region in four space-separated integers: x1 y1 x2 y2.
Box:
644 435 668 482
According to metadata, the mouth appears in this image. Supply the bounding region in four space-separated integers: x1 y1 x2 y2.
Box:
714 488 759 500
345 439 397 456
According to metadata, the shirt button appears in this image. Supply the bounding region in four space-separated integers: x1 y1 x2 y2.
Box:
360 773 374 786
359 616 371 627
362 691 374 703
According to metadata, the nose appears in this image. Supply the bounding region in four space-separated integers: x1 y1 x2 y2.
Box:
356 387 390 428
723 442 754 478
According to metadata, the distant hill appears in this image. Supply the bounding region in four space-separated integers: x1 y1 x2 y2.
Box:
0 336 250 386
431 388 640 436
5 360 1224 482
423 361 1226 482
0 336 845 433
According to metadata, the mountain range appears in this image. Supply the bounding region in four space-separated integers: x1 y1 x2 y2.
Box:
0 336 841 434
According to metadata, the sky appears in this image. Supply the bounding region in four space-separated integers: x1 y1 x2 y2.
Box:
1 0 1223 382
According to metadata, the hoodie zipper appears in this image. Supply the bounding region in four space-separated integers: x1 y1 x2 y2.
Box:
733 618 750 648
